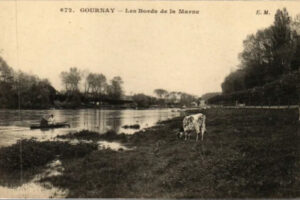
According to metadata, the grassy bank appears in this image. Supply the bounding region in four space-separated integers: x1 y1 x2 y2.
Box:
0 139 97 187
45 108 300 198
0 108 299 198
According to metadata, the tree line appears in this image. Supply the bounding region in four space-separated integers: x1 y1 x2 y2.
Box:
0 58 200 109
60 67 124 100
0 59 127 109
132 89 199 108
209 71 300 106
58 67 124 108
210 8 300 106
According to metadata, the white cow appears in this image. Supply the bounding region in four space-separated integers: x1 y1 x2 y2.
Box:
179 113 207 141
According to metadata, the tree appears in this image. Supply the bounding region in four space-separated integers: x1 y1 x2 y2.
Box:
29 79 56 108
60 67 82 93
0 57 14 82
86 73 96 94
86 73 107 98
167 91 179 104
222 8 297 94
132 93 156 108
0 56 56 108
222 69 246 93
94 73 107 97
107 76 123 99
0 57 16 108
179 92 198 106
154 89 168 99
270 8 297 75
290 14 300 71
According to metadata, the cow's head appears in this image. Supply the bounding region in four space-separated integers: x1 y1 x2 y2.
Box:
177 131 184 139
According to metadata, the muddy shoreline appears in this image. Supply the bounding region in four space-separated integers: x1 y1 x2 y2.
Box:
0 108 299 198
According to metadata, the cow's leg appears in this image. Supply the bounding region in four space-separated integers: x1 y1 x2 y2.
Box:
185 131 191 140
201 116 206 141
197 124 204 141
184 131 187 140
195 125 200 142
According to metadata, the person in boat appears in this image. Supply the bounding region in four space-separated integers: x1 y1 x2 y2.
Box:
40 114 55 126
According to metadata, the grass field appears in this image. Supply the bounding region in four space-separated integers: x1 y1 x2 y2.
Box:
0 108 299 198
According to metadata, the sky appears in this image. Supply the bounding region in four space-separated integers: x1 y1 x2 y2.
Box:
0 1 300 97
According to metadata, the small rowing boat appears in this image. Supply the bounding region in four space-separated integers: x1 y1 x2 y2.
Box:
30 122 70 130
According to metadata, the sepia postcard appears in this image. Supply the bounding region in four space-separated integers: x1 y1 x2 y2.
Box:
0 0 300 198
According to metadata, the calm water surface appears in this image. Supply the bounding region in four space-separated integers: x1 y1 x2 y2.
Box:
0 109 180 147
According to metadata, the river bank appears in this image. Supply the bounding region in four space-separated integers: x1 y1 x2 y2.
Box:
0 108 299 198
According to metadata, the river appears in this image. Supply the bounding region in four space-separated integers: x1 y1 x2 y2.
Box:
0 108 181 198
0 108 181 147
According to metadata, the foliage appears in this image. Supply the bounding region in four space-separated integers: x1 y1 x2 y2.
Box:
58 68 126 107
154 89 168 99
107 76 124 100
132 93 157 108
209 70 300 105
85 73 107 98
215 8 300 105
0 57 56 109
201 92 221 101
60 67 82 93
222 8 299 94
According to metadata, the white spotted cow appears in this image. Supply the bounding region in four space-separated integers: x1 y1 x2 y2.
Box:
179 113 207 141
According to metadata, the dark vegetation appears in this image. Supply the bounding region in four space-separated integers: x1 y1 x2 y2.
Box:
0 139 97 187
0 139 97 172
122 124 140 129
0 108 296 197
210 8 300 105
57 130 128 143
208 72 300 105
200 92 221 101
0 57 56 109
209 70 300 106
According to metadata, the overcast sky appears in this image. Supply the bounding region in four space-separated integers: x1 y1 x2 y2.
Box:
1 1 300 96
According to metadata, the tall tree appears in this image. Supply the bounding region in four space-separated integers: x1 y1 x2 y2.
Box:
107 76 123 99
270 8 297 75
60 67 82 93
94 73 107 97
86 73 107 98
154 89 168 99
222 8 297 93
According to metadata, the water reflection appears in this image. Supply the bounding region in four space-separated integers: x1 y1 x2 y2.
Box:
0 181 67 198
0 109 180 147
97 141 130 151
0 159 67 198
